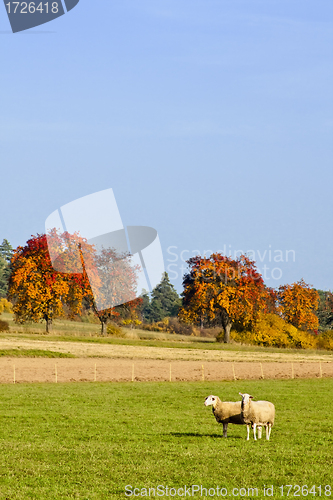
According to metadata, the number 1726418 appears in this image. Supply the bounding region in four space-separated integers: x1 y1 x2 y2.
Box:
279 485 331 496
5 2 60 14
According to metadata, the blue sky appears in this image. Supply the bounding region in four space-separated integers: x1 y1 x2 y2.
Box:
1 0 332 293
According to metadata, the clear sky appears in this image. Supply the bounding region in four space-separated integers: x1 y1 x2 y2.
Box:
1 0 332 293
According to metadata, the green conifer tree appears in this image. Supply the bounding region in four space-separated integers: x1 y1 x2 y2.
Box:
316 290 333 330
148 272 180 322
0 239 13 298
139 290 152 322
0 239 13 263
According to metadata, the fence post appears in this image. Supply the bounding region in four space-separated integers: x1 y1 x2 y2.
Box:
232 363 236 381
260 363 264 379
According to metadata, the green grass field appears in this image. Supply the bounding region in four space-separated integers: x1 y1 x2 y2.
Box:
0 379 332 499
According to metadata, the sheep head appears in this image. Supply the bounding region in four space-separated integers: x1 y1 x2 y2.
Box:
204 395 219 407
239 393 253 406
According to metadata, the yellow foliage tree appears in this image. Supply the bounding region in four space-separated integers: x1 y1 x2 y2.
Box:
8 233 93 332
179 254 272 343
278 279 319 332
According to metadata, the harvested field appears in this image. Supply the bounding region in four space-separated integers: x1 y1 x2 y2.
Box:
0 337 332 383
0 357 332 384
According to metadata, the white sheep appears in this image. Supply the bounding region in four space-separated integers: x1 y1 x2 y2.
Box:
239 392 275 441
204 395 245 437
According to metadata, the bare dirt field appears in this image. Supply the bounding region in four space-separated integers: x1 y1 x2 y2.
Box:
0 337 332 383
0 357 332 383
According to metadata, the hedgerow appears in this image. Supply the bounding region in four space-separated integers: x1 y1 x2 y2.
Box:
231 313 321 349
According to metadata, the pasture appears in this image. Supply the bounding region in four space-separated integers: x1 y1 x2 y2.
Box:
0 379 332 499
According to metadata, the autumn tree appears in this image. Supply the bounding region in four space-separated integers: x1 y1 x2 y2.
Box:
179 254 270 343
8 233 92 332
277 279 319 331
78 245 140 335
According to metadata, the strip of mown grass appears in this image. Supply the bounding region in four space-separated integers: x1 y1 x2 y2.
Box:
2 333 332 358
2 312 332 356
0 379 332 499
0 349 75 358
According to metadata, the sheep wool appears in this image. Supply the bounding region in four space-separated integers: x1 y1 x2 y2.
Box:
204 395 244 438
239 392 275 441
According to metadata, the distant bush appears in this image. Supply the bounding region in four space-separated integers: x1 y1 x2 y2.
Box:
231 313 318 349
0 319 9 332
316 329 333 351
0 298 12 314
106 323 124 337
80 311 100 324
122 319 142 328
140 321 168 333
200 327 223 338
141 317 200 336
167 317 200 336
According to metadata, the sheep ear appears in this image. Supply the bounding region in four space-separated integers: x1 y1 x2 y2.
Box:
250 395 253 399
239 392 243 396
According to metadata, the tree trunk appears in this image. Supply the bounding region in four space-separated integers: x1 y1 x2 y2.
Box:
223 322 232 343
101 320 107 336
45 317 52 333
218 306 232 343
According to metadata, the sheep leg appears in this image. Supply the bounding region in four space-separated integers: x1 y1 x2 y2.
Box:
253 423 257 441
246 424 250 441
258 426 262 439
267 424 271 440
223 423 228 438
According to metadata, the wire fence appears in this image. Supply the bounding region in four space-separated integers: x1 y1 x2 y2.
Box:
0 358 332 383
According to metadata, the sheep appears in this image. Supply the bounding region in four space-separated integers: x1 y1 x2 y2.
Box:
239 392 275 441
204 395 245 437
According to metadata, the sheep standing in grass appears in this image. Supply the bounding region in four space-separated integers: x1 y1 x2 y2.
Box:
239 392 275 441
204 395 245 437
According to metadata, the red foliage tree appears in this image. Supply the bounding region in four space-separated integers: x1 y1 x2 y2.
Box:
78 245 140 335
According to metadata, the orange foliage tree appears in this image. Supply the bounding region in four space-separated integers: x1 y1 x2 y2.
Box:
8 233 92 332
277 279 319 331
78 245 141 335
179 254 272 343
